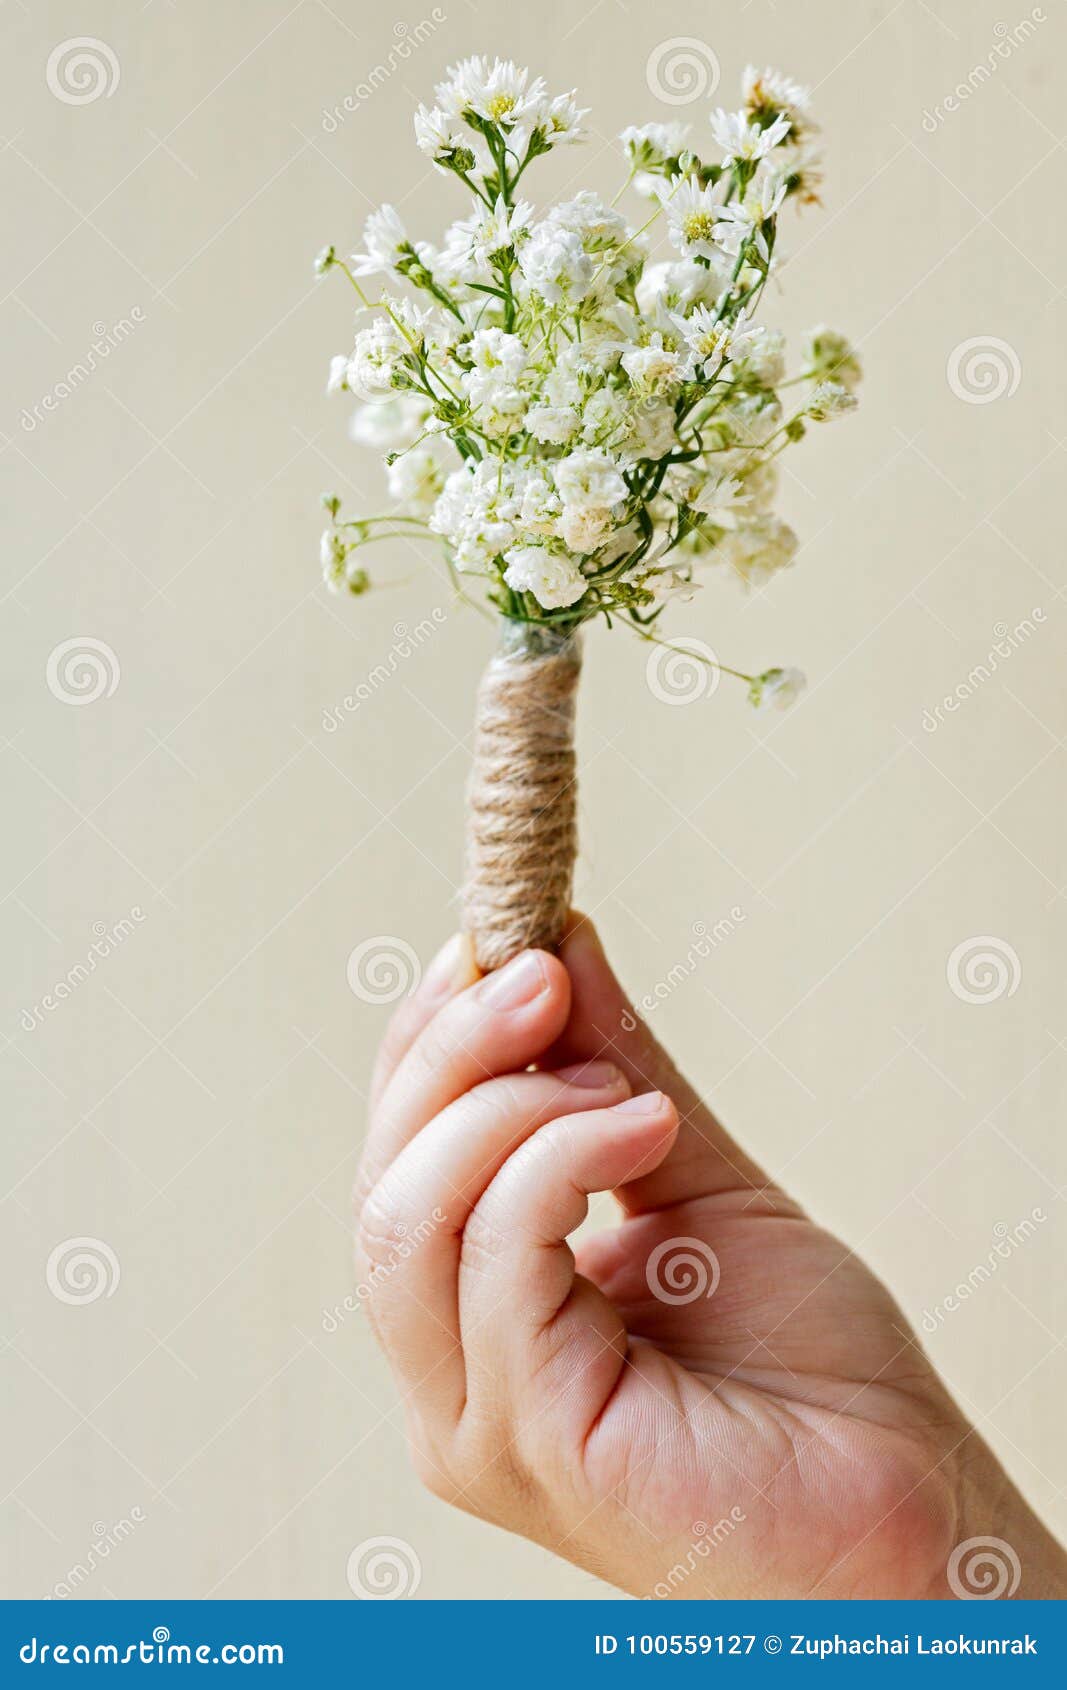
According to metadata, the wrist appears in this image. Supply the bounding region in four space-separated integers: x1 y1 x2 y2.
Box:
931 1441 1067 1600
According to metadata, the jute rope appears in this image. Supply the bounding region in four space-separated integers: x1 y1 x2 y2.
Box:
463 629 582 971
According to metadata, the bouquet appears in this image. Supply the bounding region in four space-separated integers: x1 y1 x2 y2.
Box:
316 56 860 968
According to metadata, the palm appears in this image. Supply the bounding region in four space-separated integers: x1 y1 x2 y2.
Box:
542 933 965 1599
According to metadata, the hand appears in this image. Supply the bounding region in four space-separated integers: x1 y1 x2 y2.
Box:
354 919 1067 1599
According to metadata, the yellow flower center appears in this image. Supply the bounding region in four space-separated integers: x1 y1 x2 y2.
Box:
487 93 516 122
682 211 715 244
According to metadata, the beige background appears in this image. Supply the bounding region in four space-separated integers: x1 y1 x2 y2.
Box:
3 0 1065 1600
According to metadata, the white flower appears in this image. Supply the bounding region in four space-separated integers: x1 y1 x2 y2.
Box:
326 353 349 395
518 472 561 533
468 326 527 383
709 108 791 166
518 223 594 303
526 91 587 150
802 326 862 392
558 505 612 553
748 665 806 709
742 66 816 140
350 205 408 278
439 56 545 128
554 448 627 512
526 403 580 445
347 316 404 397
503 544 587 608
387 448 444 514
675 304 747 382
712 173 787 262
690 473 748 529
807 379 857 421
620 333 683 397
413 104 471 163
620 122 689 169
732 325 786 387
719 515 798 586
636 259 719 317
661 177 722 262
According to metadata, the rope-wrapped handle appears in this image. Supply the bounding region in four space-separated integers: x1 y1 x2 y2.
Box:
462 627 582 971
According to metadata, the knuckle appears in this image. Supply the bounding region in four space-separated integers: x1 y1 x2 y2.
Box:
357 1183 410 1269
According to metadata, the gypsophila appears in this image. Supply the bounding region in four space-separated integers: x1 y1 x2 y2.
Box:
315 56 861 706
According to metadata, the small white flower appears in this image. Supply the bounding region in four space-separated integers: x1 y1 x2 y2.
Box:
526 403 581 445
712 173 787 262
349 395 429 451
554 448 628 512
720 515 798 586
386 448 444 515
709 108 791 166
620 122 690 169
690 473 748 529
807 379 858 421
558 505 612 554
748 665 806 709
620 334 683 397
503 544 587 609
802 327 862 392
661 177 722 263
350 205 408 278
518 223 594 303
676 304 748 382
326 353 349 395
413 104 470 163
742 66 816 140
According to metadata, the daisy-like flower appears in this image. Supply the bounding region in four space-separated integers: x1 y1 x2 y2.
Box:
620 333 684 397
440 56 546 129
413 104 477 170
742 65 817 142
620 121 690 171
690 473 748 529
709 108 791 167
349 205 408 278
516 90 588 155
675 304 750 382
660 177 723 263
712 172 788 263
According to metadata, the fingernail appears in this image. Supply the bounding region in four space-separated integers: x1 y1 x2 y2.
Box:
421 933 466 999
614 1091 665 1115
478 950 547 1010
555 1060 625 1090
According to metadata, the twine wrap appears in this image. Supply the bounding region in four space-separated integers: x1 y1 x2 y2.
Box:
463 621 582 971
